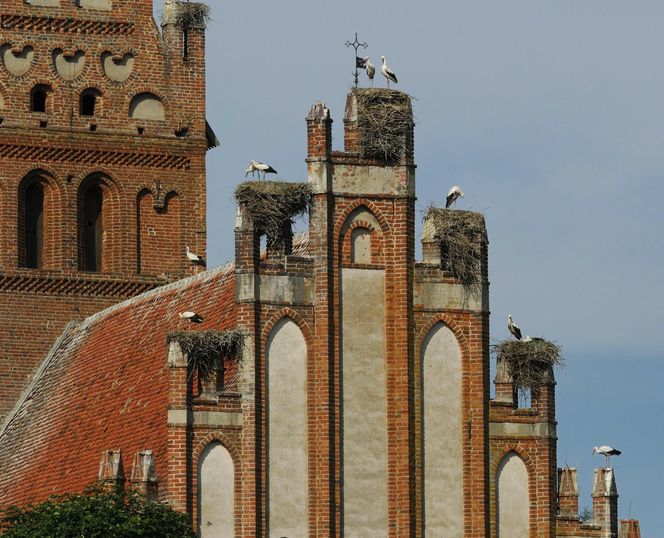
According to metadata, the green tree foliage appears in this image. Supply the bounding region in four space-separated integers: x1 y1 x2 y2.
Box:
1 485 195 538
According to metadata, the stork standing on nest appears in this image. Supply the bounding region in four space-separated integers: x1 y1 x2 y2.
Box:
446 185 464 208
185 246 206 268
245 160 277 180
364 56 375 86
593 446 621 468
381 56 398 88
507 314 522 340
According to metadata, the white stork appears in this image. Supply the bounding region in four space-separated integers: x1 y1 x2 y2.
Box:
185 246 206 268
507 314 522 340
593 446 621 468
380 56 398 88
446 185 464 208
245 160 277 180
364 56 376 86
179 311 204 323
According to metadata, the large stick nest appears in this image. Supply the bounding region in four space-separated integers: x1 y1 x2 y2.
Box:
493 338 562 392
355 88 414 162
425 207 487 290
167 329 245 378
173 2 211 29
235 181 313 246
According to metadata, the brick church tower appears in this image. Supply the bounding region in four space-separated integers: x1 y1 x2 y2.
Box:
0 0 213 420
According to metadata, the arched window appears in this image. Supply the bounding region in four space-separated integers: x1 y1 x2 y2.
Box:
80 89 100 117
82 184 104 271
31 85 50 113
129 93 165 121
22 181 44 269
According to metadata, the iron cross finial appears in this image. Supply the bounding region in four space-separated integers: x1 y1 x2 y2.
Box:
345 32 368 88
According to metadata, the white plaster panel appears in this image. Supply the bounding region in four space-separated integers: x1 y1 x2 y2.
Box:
25 0 60 5
236 273 314 304
333 164 409 196
489 421 556 438
422 323 463 537
0 92 4 110
101 52 134 82
267 319 308 537
497 453 530 538
79 0 111 10
342 268 387 536
199 442 234 537
53 50 85 81
1 45 34 77
415 281 487 312
129 93 165 121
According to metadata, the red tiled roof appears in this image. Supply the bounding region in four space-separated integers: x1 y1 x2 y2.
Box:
0 263 237 508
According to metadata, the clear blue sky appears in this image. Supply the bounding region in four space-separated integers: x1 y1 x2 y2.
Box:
157 1 664 533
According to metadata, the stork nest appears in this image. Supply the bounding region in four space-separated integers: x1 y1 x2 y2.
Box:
355 88 414 162
493 338 562 392
167 329 245 378
234 181 313 246
173 2 211 29
425 207 487 291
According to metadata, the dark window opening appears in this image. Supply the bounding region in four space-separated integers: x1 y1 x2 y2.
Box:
83 185 103 271
31 85 49 113
183 29 189 60
80 91 97 116
23 182 44 269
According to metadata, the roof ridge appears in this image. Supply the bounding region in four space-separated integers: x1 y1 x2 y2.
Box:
78 261 234 332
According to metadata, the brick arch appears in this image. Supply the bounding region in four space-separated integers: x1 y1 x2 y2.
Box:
417 313 469 353
492 448 535 538
333 198 391 238
193 431 241 468
126 88 170 122
77 171 123 273
261 307 314 350
17 168 65 270
50 46 89 83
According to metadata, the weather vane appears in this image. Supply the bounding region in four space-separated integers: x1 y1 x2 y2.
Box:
345 32 368 88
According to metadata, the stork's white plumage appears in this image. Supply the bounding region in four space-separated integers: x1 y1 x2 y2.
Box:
179 311 204 323
364 56 376 86
380 56 398 88
507 314 522 340
185 246 206 267
593 446 621 468
245 160 277 180
446 185 464 208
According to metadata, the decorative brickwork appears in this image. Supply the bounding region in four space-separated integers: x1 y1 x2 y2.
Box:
0 0 211 420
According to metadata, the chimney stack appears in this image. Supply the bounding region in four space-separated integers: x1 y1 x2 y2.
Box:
619 519 641 538
592 467 619 538
98 449 124 490
558 467 579 518
306 101 332 160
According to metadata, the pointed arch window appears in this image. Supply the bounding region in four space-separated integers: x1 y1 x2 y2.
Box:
20 181 44 269
82 184 104 271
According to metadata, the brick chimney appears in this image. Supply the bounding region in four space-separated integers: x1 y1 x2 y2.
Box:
130 450 158 501
619 519 641 538
98 449 124 490
592 467 619 538
558 467 579 518
306 101 332 160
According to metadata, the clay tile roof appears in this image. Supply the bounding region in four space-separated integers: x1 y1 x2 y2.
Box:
0 263 236 508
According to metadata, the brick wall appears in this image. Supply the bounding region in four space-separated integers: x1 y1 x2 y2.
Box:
0 0 209 419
